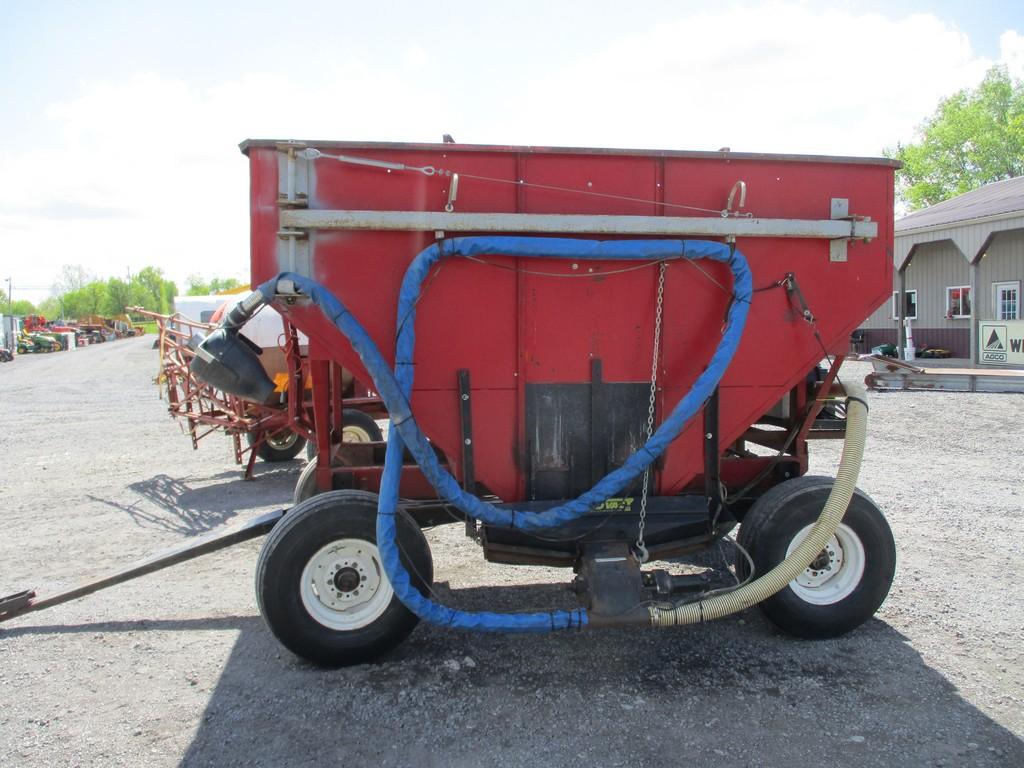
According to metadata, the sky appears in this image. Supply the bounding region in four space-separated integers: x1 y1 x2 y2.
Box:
1 0 1022 307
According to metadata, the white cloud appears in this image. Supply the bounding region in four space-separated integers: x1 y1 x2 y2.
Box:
0 66 459 294
0 3 1019 299
1001 30 1024 78
477 5 992 154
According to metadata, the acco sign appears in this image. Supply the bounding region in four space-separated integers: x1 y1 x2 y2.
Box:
979 320 1024 365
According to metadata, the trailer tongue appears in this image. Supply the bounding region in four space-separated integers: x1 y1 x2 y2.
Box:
0 510 284 623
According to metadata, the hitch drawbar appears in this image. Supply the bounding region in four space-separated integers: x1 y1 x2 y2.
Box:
0 509 284 624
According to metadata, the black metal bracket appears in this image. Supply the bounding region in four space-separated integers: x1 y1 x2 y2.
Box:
703 387 727 525
575 542 650 628
457 368 478 539
784 272 816 325
590 359 607 486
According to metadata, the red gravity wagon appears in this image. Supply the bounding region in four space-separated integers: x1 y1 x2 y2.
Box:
2 140 898 667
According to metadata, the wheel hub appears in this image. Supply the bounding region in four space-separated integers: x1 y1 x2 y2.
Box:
267 430 298 450
299 539 391 629
333 566 361 592
342 425 373 443
796 539 844 588
785 523 866 606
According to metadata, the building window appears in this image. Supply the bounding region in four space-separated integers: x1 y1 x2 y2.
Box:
891 290 917 320
946 286 971 318
993 281 1020 320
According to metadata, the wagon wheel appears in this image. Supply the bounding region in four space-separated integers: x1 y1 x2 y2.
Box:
737 475 895 638
296 410 384 503
303 408 383 462
247 427 307 463
341 409 383 443
257 490 432 666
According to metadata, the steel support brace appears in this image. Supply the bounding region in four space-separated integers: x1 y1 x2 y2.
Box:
331 363 344 438
702 387 723 520
279 209 878 241
283 321 313 441
310 360 332 493
590 359 606 486
457 369 477 538
797 356 845 446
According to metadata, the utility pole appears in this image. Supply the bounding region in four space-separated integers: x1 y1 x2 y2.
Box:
3 277 10 354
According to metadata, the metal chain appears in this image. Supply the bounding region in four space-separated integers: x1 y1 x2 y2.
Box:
636 262 667 563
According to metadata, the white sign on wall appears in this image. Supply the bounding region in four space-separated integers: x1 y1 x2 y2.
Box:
979 320 1024 365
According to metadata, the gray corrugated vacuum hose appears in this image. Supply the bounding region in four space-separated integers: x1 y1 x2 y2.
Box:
650 381 869 627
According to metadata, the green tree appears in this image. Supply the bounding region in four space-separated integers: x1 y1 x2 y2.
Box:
186 275 242 296
162 279 178 312
889 65 1024 210
102 277 152 315
45 265 178 319
9 299 37 315
37 296 62 319
134 266 176 313
213 277 242 293
185 274 210 295
62 282 109 319
0 289 36 316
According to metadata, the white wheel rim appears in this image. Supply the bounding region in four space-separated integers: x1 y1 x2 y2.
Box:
299 539 393 630
266 430 299 450
785 523 865 605
341 424 373 443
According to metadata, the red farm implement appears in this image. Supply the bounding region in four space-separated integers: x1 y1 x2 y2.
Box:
129 306 383 476
132 306 312 474
3 140 897 668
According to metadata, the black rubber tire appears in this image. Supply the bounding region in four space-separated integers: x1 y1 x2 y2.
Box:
256 490 433 666
293 459 322 505
737 475 896 639
303 409 382 463
248 428 307 463
341 408 384 443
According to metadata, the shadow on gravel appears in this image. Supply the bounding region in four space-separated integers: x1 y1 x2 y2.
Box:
0 615 256 638
85 465 300 535
178 583 1024 768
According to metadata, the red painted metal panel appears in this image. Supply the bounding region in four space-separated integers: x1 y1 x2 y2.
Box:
521 153 658 215
248 148 280 291
246 142 894 503
310 150 519 213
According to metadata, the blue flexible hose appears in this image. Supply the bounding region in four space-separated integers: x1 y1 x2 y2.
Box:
259 236 751 632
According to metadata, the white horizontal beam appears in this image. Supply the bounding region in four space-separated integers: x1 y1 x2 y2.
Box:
280 209 877 240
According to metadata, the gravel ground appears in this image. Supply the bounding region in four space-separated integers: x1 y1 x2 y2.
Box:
1 338 1022 767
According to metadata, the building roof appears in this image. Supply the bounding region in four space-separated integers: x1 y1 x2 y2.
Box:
896 176 1024 233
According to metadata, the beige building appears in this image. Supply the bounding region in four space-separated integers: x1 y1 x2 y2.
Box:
859 176 1024 365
